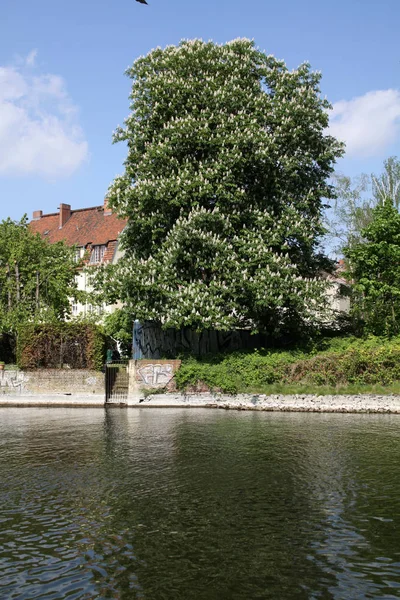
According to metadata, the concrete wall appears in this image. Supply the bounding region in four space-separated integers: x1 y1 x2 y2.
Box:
0 369 104 395
1 361 179 399
128 359 181 398
135 359 181 389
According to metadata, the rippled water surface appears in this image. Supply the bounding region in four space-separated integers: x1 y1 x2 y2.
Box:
1 408 400 599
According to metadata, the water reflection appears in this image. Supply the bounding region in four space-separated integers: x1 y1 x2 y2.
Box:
0 409 400 599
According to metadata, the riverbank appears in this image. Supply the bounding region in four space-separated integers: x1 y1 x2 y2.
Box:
175 336 400 395
136 393 400 413
0 394 105 407
2 392 400 413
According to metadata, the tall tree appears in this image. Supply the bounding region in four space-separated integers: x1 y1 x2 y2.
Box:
97 39 343 335
0 217 79 339
344 200 400 336
327 173 372 253
372 156 400 207
329 156 400 254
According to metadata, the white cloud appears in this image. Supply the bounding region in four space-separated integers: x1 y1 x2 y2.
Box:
329 89 400 158
25 49 38 67
0 52 88 179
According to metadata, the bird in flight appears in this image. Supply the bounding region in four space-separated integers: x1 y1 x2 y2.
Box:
135 0 148 4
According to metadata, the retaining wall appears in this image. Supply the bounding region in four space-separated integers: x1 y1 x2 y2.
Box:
0 369 104 395
0 360 180 398
128 359 181 398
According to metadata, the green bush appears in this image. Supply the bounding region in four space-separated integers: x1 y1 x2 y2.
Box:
175 336 400 393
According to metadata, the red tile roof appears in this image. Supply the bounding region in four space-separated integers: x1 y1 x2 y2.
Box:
29 205 127 248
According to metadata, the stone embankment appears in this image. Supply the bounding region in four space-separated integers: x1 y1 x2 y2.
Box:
135 393 400 413
0 394 105 407
1 392 400 413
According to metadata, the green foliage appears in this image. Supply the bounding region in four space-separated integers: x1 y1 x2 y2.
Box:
0 216 79 337
97 39 343 336
17 322 106 371
175 336 400 393
345 201 400 336
329 156 400 254
103 308 133 358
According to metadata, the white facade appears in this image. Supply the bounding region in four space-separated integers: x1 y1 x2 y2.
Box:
71 243 124 319
326 277 351 315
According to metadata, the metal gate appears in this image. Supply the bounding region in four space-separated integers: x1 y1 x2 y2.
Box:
105 360 129 403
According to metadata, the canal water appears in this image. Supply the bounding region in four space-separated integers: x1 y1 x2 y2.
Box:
1 408 400 599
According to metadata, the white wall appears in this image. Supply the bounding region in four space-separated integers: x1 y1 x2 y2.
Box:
71 242 123 319
326 281 351 314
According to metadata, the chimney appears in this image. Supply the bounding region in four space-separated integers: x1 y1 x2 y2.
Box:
59 203 71 228
32 210 42 220
104 197 112 216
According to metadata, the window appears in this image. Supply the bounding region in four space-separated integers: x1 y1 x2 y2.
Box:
74 248 82 263
72 304 79 316
90 245 106 264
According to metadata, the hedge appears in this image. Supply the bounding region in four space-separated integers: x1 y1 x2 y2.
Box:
17 322 107 371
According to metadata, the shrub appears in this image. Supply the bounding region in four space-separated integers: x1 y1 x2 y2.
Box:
17 322 107 371
175 336 400 393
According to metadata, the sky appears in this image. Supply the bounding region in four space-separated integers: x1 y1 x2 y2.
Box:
1 0 399 222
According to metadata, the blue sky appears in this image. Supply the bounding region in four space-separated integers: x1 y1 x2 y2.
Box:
1 0 399 222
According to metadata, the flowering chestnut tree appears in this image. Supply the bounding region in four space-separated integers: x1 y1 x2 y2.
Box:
99 39 343 334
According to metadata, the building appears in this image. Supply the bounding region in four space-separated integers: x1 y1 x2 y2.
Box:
29 199 127 317
323 260 351 316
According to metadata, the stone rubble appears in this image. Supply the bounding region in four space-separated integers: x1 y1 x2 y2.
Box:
1 393 400 413
135 393 400 413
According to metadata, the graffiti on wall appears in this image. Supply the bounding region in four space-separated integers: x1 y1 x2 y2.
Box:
133 320 265 359
137 363 174 387
0 370 28 393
